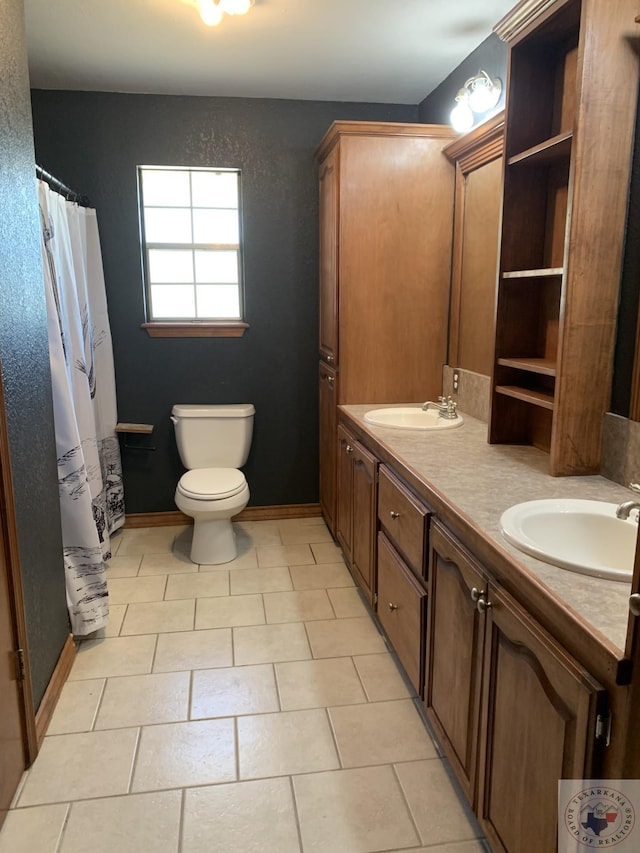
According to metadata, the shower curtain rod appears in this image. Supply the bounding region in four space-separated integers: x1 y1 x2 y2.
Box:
36 164 91 206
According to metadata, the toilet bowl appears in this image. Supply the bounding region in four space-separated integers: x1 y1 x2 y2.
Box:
171 404 254 565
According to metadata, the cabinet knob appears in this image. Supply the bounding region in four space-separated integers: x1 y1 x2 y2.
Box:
326 355 334 364
470 587 485 603
327 376 334 386
345 445 354 455
390 511 400 519
388 602 398 611
629 593 640 617
476 597 492 613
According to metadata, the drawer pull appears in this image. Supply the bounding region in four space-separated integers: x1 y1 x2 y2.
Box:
390 511 400 519
388 602 399 611
470 587 485 603
476 597 492 613
346 445 354 455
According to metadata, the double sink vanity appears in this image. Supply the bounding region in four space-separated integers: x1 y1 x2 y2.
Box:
336 402 638 853
316 2 640 850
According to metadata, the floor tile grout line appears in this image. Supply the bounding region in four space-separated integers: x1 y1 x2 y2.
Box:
177 787 187 853
47 801 72 853
287 774 305 853
233 716 240 782
126 726 143 795
89 677 109 732
391 760 426 848
323 705 344 770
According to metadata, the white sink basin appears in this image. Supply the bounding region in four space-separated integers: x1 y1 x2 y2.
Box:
500 499 637 582
364 407 464 431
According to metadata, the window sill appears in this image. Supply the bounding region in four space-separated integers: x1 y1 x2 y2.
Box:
141 322 249 338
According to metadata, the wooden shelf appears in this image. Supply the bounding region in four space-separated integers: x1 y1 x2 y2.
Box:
502 268 563 279
115 422 154 434
495 385 555 410
508 131 572 167
497 357 557 377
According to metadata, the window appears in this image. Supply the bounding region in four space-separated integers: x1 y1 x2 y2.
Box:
138 166 248 337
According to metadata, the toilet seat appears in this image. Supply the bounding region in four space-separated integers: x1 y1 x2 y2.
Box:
178 468 246 501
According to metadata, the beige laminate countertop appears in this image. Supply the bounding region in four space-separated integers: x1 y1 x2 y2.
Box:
341 404 635 658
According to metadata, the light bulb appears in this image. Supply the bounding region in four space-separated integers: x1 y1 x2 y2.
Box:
468 73 502 114
450 94 474 133
200 0 223 26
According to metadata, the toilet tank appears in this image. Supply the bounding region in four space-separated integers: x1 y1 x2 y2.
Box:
171 404 254 469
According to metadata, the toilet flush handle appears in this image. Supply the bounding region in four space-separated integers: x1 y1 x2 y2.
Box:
170 416 178 425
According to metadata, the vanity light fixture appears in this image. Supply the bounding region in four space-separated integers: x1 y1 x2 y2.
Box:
450 70 502 133
198 0 254 27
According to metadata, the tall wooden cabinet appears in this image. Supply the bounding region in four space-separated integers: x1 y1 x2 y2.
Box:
490 0 639 474
317 122 455 530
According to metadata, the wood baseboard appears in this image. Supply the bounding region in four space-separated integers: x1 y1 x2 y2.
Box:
124 503 322 529
35 633 76 748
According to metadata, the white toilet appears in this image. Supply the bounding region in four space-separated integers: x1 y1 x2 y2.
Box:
171 404 255 565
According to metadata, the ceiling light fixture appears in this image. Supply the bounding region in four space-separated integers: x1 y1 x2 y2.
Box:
198 0 254 26
450 70 502 133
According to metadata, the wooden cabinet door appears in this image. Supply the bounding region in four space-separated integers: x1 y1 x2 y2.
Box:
335 423 354 564
424 522 486 806
318 362 337 533
351 441 378 606
378 532 426 693
477 584 605 853
318 146 338 367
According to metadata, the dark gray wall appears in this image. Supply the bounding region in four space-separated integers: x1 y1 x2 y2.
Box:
30 91 418 513
419 34 508 126
0 1 69 707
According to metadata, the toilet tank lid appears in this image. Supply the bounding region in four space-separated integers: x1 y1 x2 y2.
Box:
172 404 255 419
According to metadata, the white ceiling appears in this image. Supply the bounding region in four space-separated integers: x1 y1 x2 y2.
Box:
24 0 516 104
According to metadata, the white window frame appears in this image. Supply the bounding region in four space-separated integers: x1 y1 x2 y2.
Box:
138 165 248 338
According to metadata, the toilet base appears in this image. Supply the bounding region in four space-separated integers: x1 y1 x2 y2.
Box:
175 478 249 566
191 517 237 565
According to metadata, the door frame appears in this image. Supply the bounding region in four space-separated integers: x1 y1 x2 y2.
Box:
0 363 37 763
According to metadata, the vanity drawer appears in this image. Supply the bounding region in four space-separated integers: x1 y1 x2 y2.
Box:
377 532 427 694
378 466 430 578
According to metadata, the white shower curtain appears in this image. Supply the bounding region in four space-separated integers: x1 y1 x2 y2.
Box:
38 180 124 636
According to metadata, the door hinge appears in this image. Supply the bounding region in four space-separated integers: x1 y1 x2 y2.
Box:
595 712 612 747
15 648 25 682
374 592 378 605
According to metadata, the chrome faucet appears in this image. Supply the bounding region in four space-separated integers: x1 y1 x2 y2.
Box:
616 483 640 520
422 395 458 420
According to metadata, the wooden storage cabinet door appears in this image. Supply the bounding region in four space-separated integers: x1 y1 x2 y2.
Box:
351 442 378 607
425 522 486 807
335 423 354 564
318 146 338 366
477 584 605 853
319 363 337 533
378 466 429 577
377 532 426 694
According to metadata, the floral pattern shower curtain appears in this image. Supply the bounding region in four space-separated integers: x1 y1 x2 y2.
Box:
38 180 124 636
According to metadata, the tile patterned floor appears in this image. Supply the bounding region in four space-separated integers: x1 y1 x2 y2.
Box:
0 518 488 853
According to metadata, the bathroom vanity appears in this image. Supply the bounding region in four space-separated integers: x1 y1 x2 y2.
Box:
337 403 639 853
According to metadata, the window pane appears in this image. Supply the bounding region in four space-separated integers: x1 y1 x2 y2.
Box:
150 285 196 318
191 171 238 208
194 250 238 283
142 169 191 207
144 208 193 244
196 285 241 318
148 249 194 283
193 209 239 245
